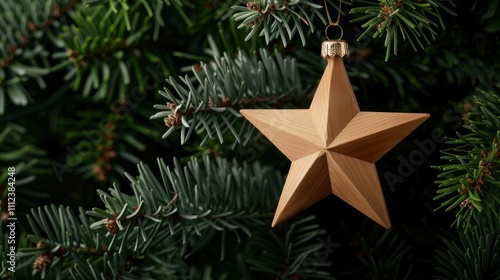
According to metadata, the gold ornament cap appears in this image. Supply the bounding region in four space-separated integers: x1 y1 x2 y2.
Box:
321 40 349 58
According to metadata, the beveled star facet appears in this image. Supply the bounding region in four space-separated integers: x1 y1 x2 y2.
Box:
240 56 429 228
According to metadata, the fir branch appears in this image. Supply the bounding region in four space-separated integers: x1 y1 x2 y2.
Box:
348 51 430 99
0 124 50 278
88 155 282 257
16 205 111 279
0 0 75 69
247 215 335 279
0 0 76 115
82 0 194 40
17 205 182 279
57 4 154 101
350 0 456 61
433 89 500 226
18 155 284 278
435 193 500 279
0 124 50 219
232 0 327 47
150 48 303 145
337 223 417 280
428 42 500 88
60 103 149 183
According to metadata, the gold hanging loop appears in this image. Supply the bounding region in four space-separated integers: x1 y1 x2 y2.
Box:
323 0 343 40
325 24 343 41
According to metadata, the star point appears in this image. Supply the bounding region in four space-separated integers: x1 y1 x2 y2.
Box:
241 56 429 228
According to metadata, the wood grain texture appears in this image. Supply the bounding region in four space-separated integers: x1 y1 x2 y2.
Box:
329 112 429 162
327 152 390 228
239 110 323 161
241 56 429 229
272 151 331 226
309 57 360 145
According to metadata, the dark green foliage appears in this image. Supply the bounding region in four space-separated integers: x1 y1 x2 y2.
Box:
57 4 170 101
435 187 500 280
0 124 50 214
15 156 335 279
0 0 73 115
434 90 500 226
232 0 327 47
350 0 455 61
82 0 194 40
58 5 148 99
246 216 335 279
330 221 422 280
472 0 500 33
16 206 112 280
0 0 499 279
434 89 500 278
151 48 303 145
59 101 160 183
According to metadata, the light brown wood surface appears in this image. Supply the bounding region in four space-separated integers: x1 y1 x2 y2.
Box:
240 56 429 229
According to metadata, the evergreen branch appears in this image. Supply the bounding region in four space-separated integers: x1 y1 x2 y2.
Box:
428 44 500 89
433 89 500 227
18 155 284 278
348 51 430 98
82 0 194 40
0 0 76 115
0 83 68 124
356 230 413 279
0 124 51 279
16 206 111 279
88 155 282 258
0 0 75 69
350 0 456 61
60 102 152 183
0 124 50 219
18 205 183 279
57 4 156 101
151 48 303 145
435 192 500 279
247 215 335 279
336 223 418 279
232 0 327 47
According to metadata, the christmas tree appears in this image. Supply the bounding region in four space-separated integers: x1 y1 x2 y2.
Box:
1 0 499 279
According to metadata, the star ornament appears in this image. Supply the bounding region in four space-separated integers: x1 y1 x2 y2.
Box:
240 40 429 229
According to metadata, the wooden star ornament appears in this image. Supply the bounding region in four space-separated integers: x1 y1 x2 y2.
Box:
240 40 429 229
